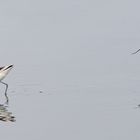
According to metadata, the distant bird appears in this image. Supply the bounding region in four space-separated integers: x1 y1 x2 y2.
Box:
132 49 140 54
0 65 13 103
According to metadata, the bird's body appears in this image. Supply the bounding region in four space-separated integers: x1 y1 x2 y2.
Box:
0 65 13 104
0 65 13 81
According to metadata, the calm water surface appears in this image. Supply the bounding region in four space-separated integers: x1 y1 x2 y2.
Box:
0 0 140 140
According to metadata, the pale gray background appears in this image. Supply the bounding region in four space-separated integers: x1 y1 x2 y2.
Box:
0 0 140 140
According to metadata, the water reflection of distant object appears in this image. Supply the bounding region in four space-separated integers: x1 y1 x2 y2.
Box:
0 104 15 122
132 48 140 54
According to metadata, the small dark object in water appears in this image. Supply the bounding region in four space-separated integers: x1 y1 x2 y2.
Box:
39 90 43 93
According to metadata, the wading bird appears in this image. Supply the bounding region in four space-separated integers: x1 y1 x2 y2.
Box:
0 65 13 103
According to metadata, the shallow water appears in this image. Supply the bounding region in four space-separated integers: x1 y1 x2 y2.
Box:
0 0 140 140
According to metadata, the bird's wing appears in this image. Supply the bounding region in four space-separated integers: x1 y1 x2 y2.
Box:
0 67 4 71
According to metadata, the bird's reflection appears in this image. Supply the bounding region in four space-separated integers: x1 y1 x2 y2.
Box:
0 104 15 122
0 93 16 122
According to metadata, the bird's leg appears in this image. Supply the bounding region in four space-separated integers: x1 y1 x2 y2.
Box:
1 81 9 104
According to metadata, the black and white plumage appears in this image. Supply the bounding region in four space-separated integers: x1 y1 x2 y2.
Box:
0 65 13 103
0 65 13 81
